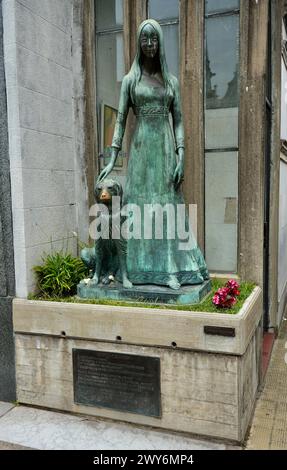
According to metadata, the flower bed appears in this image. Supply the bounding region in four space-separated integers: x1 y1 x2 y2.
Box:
13 284 262 443
28 279 255 314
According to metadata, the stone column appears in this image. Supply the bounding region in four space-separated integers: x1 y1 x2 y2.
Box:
0 0 16 401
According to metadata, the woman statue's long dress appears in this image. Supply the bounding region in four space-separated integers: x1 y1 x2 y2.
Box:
98 19 209 290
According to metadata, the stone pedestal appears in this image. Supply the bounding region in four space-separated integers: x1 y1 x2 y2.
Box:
13 287 263 443
77 279 211 305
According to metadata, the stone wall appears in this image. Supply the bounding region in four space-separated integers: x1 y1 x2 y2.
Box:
0 0 16 401
2 0 89 297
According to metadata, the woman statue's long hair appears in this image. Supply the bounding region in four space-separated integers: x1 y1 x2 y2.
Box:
128 19 175 105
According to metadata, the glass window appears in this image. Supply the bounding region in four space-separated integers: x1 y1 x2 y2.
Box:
205 108 238 150
162 24 179 77
204 3 240 272
205 152 238 272
96 0 125 173
205 15 239 109
96 0 123 31
96 34 124 109
205 0 239 15
149 0 179 21
148 0 179 77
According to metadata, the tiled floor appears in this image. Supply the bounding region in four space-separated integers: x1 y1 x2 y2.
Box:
0 402 14 418
262 332 275 376
246 317 287 449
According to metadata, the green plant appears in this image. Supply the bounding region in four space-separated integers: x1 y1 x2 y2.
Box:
33 252 89 298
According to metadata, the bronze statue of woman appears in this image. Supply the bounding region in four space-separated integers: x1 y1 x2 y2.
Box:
98 19 209 290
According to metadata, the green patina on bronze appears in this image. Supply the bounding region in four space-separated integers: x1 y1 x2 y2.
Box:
96 19 209 291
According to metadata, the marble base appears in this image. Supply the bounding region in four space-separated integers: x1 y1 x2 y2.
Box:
77 279 212 305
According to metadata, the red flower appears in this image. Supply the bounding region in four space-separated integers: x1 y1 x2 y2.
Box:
212 280 240 309
226 279 240 296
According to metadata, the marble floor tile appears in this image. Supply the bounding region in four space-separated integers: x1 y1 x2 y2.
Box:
0 402 14 418
0 406 240 450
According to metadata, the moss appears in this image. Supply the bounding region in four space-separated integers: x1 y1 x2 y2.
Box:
28 278 256 314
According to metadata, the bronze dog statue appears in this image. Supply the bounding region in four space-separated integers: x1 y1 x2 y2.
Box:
81 178 132 289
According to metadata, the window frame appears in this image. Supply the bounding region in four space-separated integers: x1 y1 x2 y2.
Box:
203 1 240 273
95 1 125 171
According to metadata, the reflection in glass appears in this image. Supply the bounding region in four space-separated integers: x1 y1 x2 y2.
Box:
149 0 179 20
205 0 239 14
97 33 124 166
205 108 238 149
96 0 123 31
162 24 179 77
97 34 124 109
205 15 239 109
204 8 240 272
205 152 238 272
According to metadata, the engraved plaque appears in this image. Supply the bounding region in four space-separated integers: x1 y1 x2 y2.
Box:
204 325 236 337
73 349 161 417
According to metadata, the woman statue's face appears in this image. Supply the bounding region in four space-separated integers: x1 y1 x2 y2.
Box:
140 24 159 59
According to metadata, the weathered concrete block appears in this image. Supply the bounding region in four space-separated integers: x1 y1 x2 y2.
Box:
1 1 16 47
18 0 73 33
17 46 73 103
21 129 74 171
19 87 73 137
14 1 71 69
2 44 17 87
22 169 75 208
13 288 263 442
15 334 240 441
23 205 77 248
2 0 85 298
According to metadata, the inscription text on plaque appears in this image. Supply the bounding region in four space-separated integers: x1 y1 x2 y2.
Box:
73 349 161 417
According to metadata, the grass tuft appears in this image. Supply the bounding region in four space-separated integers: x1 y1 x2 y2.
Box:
28 278 256 314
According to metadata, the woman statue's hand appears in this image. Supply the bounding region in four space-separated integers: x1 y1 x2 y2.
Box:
97 162 113 183
97 147 119 182
173 148 184 189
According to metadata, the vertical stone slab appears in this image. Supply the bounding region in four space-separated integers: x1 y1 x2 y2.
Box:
0 298 16 401
238 0 269 286
180 0 205 251
0 0 16 401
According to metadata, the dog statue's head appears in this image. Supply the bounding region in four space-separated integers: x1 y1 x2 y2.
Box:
95 178 123 206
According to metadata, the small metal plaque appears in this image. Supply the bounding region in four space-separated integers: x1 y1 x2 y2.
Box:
204 326 236 337
73 349 161 417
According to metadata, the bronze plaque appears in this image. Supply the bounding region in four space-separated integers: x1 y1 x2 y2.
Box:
73 349 161 417
204 325 236 337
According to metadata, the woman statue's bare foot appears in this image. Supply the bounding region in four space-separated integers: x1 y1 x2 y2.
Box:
168 275 181 290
